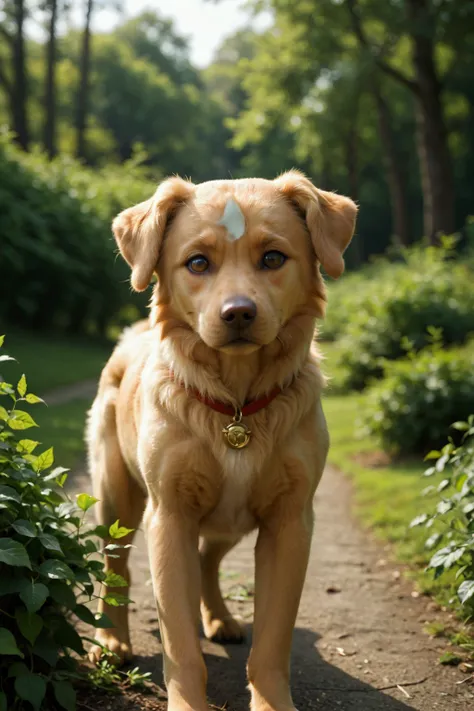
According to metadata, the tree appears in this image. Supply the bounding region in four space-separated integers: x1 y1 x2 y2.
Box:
43 0 58 158
75 0 93 160
346 0 464 241
346 6 410 245
0 0 30 149
372 83 410 245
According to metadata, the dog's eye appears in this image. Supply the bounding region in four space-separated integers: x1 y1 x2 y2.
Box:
261 250 287 270
187 255 210 274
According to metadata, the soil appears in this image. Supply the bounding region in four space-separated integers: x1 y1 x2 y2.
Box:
70 463 474 711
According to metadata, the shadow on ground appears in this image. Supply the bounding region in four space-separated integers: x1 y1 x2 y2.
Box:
129 624 414 711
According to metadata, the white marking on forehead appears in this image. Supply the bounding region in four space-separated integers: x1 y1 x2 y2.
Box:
217 198 245 241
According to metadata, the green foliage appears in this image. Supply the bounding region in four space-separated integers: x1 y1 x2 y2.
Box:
0 337 133 710
0 135 153 336
87 651 152 693
363 338 474 454
328 242 474 390
411 418 474 616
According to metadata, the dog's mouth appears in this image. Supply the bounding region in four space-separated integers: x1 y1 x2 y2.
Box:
217 336 261 355
228 337 254 346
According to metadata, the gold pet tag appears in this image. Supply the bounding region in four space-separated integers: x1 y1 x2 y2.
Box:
222 408 251 449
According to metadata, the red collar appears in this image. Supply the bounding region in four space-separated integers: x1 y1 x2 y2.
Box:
191 386 282 417
170 371 282 416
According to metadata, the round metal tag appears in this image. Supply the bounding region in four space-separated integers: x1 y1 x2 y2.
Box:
222 421 251 449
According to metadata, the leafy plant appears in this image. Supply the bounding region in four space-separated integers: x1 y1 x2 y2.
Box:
327 241 474 391
362 334 474 454
411 416 474 615
0 133 153 337
0 336 132 711
87 652 152 692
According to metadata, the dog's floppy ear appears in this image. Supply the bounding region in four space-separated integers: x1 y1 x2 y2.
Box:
274 170 357 279
112 176 195 291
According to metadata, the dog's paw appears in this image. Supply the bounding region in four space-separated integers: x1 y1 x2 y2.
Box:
88 632 133 666
202 614 245 644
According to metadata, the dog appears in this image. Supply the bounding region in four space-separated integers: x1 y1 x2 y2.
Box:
87 170 357 711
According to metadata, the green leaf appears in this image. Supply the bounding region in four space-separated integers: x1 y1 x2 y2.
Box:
104 571 128 588
8 661 29 677
409 513 428 528
15 609 43 645
0 484 21 503
437 479 450 493
19 580 49 613
103 592 132 607
39 559 74 581
25 393 45 404
17 374 27 397
0 406 8 421
39 533 63 554
34 447 54 472
0 627 24 657
15 673 46 710
8 410 38 430
0 538 31 568
451 421 469 431
74 604 98 626
109 519 135 539
53 680 76 711
0 381 14 395
48 580 76 609
32 634 59 666
94 612 115 629
88 524 109 539
439 652 462 666
429 546 465 570
424 450 441 460
77 493 99 512
458 580 474 605
17 439 40 454
0 335 4 347
52 618 85 655
43 466 69 484
12 519 37 537
0 577 23 596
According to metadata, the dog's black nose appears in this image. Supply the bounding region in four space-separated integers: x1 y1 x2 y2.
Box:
220 296 257 328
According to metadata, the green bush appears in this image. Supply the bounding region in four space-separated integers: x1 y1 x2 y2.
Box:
327 242 474 390
0 134 156 336
0 336 132 711
411 418 474 615
362 337 474 454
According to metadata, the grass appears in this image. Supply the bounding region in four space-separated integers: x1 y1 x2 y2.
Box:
1 329 106 469
4 329 111 394
33 397 92 470
320 341 455 604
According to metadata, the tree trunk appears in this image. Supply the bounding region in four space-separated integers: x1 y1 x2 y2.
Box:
12 0 29 150
43 0 58 159
76 0 93 160
372 85 410 246
406 0 455 241
344 113 363 267
347 0 455 243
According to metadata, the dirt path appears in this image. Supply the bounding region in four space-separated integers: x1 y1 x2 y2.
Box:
41 378 97 405
71 462 473 711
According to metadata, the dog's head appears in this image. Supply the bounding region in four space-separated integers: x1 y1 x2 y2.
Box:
113 171 357 354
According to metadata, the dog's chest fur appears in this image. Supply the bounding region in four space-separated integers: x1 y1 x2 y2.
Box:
200 455 258 538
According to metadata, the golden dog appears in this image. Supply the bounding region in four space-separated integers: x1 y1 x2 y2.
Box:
87 171 357 711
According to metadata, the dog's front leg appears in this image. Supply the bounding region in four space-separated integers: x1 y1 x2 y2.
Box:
248 508 313 711
146 501 209 711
